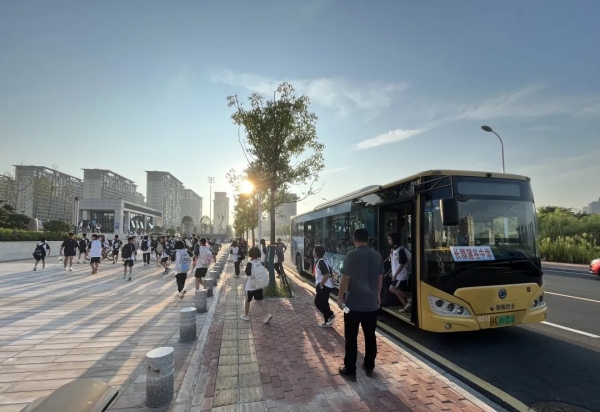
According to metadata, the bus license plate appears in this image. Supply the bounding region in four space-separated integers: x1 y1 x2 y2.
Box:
491 315 515 327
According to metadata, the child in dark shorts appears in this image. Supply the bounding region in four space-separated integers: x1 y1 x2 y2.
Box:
240 247 273 324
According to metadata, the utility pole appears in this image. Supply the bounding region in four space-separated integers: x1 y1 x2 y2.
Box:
208 176 215 233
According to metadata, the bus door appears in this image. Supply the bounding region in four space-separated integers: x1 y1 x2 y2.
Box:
378 201 416 322
303 220 315 272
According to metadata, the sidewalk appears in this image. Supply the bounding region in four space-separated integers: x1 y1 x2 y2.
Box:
183 260 499 412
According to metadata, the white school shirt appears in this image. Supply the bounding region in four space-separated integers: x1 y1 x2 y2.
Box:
245 260 262 291
314 258 334 288
174 249 189 273
229 246 239 262
142 239 151 254
260 246 266 263
89 240 103 258
391 246 408 281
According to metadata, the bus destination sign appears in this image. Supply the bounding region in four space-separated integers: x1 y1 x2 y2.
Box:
450 246 495 262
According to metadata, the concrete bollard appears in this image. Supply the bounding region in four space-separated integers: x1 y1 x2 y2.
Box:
205 277 215 298
179 308 197 343
195 289 207 313
214 264 222 274
208 269 219 283
146 347 174 408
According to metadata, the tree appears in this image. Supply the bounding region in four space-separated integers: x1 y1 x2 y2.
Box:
44 219 71 233
181 216 194 235
200 216 212 234
216 210 226 233
227 82 324 244
166 228 176 236
150 225 163 234
227 82 325 286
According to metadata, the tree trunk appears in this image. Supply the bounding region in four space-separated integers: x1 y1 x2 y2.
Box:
268 185 277 286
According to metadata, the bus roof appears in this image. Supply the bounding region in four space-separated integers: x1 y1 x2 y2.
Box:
301 169 531 216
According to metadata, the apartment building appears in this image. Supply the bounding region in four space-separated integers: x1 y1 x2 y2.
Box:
0 175 15 207
213 192 230 232
181 188 202 225
83 169 145 206
146 171 184 229
14 165 83 223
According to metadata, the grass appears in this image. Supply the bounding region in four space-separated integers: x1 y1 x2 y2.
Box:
264 281 292 298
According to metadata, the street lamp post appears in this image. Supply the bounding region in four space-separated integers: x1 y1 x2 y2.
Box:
208 176 215 233
481 125 505 173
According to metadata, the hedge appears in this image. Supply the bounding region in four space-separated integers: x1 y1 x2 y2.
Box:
0 229 77 242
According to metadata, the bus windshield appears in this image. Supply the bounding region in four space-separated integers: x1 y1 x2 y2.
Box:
423 177 541 291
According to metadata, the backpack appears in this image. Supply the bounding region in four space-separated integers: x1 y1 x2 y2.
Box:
400 246 412 275
199 247 212 266
156 242 164 254
251 261 269 289
33 243 45 259
179 251 191 272
121 244 133 259
79 239 87 250
141 240 149 251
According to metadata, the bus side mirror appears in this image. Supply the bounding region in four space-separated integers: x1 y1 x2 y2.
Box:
440 198 459 226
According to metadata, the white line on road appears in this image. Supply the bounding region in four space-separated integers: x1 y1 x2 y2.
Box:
545 291 600 304
541 322 600 338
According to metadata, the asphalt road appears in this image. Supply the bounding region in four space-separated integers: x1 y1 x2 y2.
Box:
285 260 600 411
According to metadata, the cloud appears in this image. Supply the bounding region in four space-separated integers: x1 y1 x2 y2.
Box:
353 128 427 150
210 70 407 119
321 166 349 175
356 84 600 150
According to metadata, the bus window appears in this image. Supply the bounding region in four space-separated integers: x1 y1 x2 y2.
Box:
297 222 304 237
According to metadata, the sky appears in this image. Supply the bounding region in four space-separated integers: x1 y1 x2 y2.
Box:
1 0 600 221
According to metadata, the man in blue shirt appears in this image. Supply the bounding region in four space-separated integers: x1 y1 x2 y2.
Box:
337 228 384 382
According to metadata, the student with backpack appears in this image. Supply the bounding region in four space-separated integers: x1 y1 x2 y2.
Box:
88 234 103 274
141 236 152 266
112 235 123 264
172 240 192 298
77 233 90 264
313 246 336 327
194 238 212 290
240 247 273 324
229 240 241 276
121 236 136 281
387 232 412 313
33 238 51 271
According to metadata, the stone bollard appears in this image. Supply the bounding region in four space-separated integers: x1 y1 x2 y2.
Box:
208 269 219 284
195 289 207 313
214 264 222 274
146 347 174 408
205 277 215 298
179 308 196 343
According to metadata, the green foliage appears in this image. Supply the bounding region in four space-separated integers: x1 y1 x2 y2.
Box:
44 220 72 233
538 207 600 263
263 282 291 298
0 228 72 241
166 228 176 236
227 82 325 246
151 225 163 234
0 207 30 229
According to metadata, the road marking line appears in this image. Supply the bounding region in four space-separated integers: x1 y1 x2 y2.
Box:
283 263 528 412
541 322 600 338
543 268 594 277
545 291 600 304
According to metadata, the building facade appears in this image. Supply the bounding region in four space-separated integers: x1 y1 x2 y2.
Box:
83 169 146 206
181 189 202 226
146 171 184 230
78 198 162 235
14 165 82 223
213 192 230 232
268 193 298 236
0 175 15 207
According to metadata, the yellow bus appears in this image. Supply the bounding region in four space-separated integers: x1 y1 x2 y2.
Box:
290 170 546 332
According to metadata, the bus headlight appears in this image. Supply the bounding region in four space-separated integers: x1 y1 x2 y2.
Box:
428 296 471 317
531 293 546 310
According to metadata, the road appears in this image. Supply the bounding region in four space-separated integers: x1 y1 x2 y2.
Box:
284 260 600 411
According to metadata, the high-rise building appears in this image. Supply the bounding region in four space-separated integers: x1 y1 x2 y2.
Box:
146 171 184 229
182 189 202 227
583 206 591 214
0 174 15 207
213 192 230 232
590 201 600 215
83 169 145 206
268 193 298 236
14 165 83 223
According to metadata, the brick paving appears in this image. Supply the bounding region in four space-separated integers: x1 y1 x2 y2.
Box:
0 255 219 412
191 261 498 412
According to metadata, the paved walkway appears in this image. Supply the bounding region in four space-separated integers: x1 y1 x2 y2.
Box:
187 261 499 412
0 254 220 412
